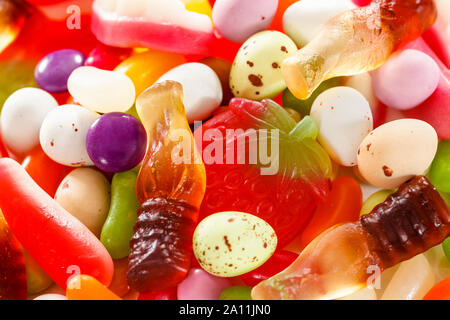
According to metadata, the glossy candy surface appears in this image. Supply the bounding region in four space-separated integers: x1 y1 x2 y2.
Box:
127 81 206 293
0 158 113 289
66 275 121 300
177 268 231 300
86 113 147 173
34 49 85 93
429 140 450 193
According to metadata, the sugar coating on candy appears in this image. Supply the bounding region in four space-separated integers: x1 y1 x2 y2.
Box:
212 0 278 43
310 86 373 167
193 211 277 277
230 31 297 100
34 49 86 93
372 49 440 110
357 119 438 189
39 104 99 167
177 268 232 300
0 87 57 156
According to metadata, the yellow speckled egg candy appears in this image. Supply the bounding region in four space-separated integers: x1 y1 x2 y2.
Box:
230 31 297 100
193 211 277 277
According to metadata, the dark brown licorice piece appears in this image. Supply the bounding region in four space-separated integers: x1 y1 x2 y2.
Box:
127 81 206 293
360 176 450 269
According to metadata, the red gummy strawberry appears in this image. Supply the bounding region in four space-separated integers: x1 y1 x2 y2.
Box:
195 98 332 247
0 212 27 300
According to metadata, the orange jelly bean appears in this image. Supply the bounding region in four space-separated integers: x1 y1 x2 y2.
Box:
423 277 450 300
300 176 362 248
66 275 121 300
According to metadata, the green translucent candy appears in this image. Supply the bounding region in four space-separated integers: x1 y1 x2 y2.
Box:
360 189 395 216
0 60 37 110
100 169 139 259
430 140 450 193
220 286 253 300
282 77 342 116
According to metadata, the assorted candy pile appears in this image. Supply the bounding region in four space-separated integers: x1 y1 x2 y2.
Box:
0 0 449 301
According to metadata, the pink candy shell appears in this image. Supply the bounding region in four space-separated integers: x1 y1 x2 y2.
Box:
177 268 232 300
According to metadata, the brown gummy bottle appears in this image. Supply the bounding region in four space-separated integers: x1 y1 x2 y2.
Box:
252 176 450 300
127 81 206 293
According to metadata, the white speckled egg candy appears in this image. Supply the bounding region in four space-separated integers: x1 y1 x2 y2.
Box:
311 86 373 167
0 88 58 156
230 31 297 100
39 105 99 167
357 119 438 189
212 0 278 43
55 168 110 236
371 49 440 110
156 63 222 123
68 66 135 113
193 211 277 277
283 0 356 47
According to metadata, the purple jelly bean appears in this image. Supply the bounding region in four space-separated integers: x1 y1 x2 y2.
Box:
86 113 147 173
34 49 85 93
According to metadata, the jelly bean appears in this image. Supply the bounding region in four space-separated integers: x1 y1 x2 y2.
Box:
338 287 377 300
40 105 99 167
115 50 186 97
300 177 363 248
86 113 146 173
138 287 178 300
423 277 450 300
156 63 222 123
23 248 53 294
268 0 297 31
230 31 297 100
0 209 27 300
282 0 437 100
353 0 373 6
360 189 395 216
84 44 132 70
212 0 278 43
199 57 233 105
0 158 114 288
92 0 215 56
34 293 67 300
66 275 121 300
311 87 373 167
282 77 342 117
22 146 72 197
67 66 135 113
100 169 139 259
372 49 440 110
108 259 131 298
381 254 435 300
429 140 450 193
34 49 86 93
193 211 277 277
177 268 232 300
211 31 241 63
357 119 438 189
283 0 356 47
54 168 111 237
220 286 252 300
444 238 450 263
0 87 57 156
0 129 7 158
240 250 298 287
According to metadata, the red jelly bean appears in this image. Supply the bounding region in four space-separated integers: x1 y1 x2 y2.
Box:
84 44 133 71
240 250 298 287
138 287 178 300
0 158 113 289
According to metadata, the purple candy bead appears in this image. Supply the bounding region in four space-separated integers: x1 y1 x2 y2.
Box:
34 49 85 93
86 113 147 173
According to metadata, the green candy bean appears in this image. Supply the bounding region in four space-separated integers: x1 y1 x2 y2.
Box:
443 238 450 263
360 189 395 216
100 169 139 259
430 140 450 193
220 286 252 300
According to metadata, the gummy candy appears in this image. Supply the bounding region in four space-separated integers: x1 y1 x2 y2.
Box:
252 176 450 300
127 81 206 293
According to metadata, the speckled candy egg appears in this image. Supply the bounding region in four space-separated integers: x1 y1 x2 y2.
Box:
40 105 99 167
357 119 438 189
311 86 373 167
193 211 277 277
55 168 110 237
230 31 297 100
